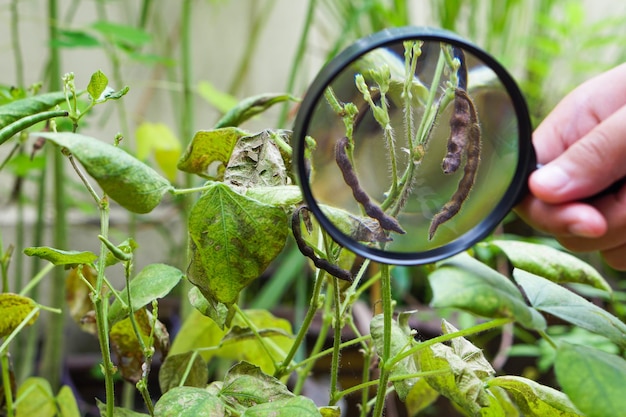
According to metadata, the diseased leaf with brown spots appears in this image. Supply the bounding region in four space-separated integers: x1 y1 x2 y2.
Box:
187 182 288 307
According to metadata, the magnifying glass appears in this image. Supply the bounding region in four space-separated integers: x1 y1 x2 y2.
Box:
292 26 535 267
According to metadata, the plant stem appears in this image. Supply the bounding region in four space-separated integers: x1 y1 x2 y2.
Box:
274 269 326 379
372 264 392 417
94 196 116 417
277 0 318 127
40 0 67 393
1 352 14 417
328 278 342 404
10 0 24 88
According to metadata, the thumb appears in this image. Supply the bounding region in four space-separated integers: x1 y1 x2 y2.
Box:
529 104 626 204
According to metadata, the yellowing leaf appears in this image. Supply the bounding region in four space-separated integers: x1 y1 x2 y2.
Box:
135 122 182 181
177 127 246 179
65 265 98 334
0 293 39 338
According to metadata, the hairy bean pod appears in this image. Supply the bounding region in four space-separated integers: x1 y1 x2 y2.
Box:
291 206 353 282
335 136 406 235
429 88 481 239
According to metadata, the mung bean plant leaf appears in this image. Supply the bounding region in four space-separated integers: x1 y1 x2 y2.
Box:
0 91 68 128
441 320 495 379
242 396 321 417
0 293 39 338
220 362 294 408
177 127 246 179
135 122 182 181
197 80 239 113
370 313 419 401
513 269 626 348
245 185 302 207
0 110 68 147
417 343 500 416
109 309 168 384
65 265 98 334
15 377 56 417
108 263 184 326
96 400 149 417
39 132 172 213
169 309 293 375
555 343 626 417
23 246 97 266
87 70 109 102
187 182 288 305
154 387 224 417
487 375 583 417
57 385 81 417
488 240 611 292
429 253 546 330
159 351 208 394
215 93 297 129
405 378 440 416
91 21 152 48
224 130 291 189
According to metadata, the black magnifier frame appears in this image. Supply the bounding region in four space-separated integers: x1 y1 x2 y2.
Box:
292 26 535 266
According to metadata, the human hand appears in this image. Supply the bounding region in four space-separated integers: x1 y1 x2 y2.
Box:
515 63 626 270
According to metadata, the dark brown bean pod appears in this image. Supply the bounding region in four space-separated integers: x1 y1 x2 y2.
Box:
335 136 406 235
442 88 473 174
291 206 353 282
429 89 481 239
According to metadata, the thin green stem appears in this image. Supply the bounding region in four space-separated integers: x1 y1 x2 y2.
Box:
0 307 41 356
232 305 285 370
10 0 24 88
274 269 326 379
328 278 342 404
19 263 55 297
94 196 116 417
277 0 318 127
371 264 393 417
178 350 200 387
390 317 513 368
1 352 14 417
285 334 370 374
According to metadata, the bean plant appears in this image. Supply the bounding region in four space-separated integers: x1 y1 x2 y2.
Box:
0 51 625 417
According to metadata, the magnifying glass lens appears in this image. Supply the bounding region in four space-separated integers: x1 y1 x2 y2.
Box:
295 30 532 264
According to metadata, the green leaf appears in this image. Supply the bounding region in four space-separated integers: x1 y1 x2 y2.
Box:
108 263 184 326
154 387 224 417
135 122 182 181
215 93 297 128
370 313 419 401
57 385 81 417
219 362 293 408
87 70 109 102
441 320 495 379
487 375 583 417
0 293 39 338
39 132 172 213
405 378 440 416
23 246 97 266
0 110 68 146
513 269 626 348
177 127 247 179
429 253 546 330
16 377 56 417
417 343 500 416
52 29 101 48
104 238 138 267
487 240 611 292
555 343 626 417
187 182 288 305
242 396 322 416
245 185 302 207
159 352 208 394
91 21 152 47
169 309 293 375
197 80 239 113
0 91 68 128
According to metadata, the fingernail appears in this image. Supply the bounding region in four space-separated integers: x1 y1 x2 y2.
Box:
533 165 570 192
567 223 599 238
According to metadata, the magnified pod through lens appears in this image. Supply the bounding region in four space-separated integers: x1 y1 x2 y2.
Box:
292 27 535 266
